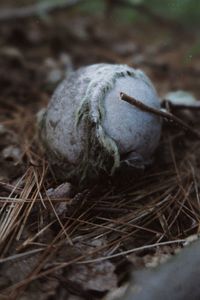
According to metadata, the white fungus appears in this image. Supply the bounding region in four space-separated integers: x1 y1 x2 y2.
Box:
38 63 162 182
165 90 200 108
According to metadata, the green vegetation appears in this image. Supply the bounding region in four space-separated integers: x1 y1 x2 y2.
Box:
66 0 200 26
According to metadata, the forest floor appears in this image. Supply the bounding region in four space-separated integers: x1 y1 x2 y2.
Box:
0 3 200 300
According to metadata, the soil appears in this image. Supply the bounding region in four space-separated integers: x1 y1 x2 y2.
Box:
0 2 200 300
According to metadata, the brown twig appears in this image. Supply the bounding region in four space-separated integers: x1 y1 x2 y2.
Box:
0 182 22 195
0 0 84 22
120 92 200 139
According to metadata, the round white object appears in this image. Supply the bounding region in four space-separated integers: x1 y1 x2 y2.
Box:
38 64 162 182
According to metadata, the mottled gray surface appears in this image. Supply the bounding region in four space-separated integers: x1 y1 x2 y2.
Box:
124 239 200 300
39 63 162 180
42 68 88 163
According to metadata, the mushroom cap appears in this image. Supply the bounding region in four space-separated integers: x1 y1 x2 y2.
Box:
103 75 161 161
39 63 162 181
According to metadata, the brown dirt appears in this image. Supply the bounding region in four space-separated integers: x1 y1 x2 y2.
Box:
0 4 200 300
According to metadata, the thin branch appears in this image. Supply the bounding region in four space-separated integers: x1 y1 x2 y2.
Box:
120 92 200 139
0 248 43 264
76 239 185 264
0 0 84 22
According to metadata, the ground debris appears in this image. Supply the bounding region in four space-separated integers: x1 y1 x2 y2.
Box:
0 3 200 299
68 259 117 292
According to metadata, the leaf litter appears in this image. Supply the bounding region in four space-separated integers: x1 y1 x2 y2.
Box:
0 3 200 300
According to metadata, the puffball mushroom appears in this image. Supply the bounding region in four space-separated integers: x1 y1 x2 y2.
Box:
38 64 162 182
